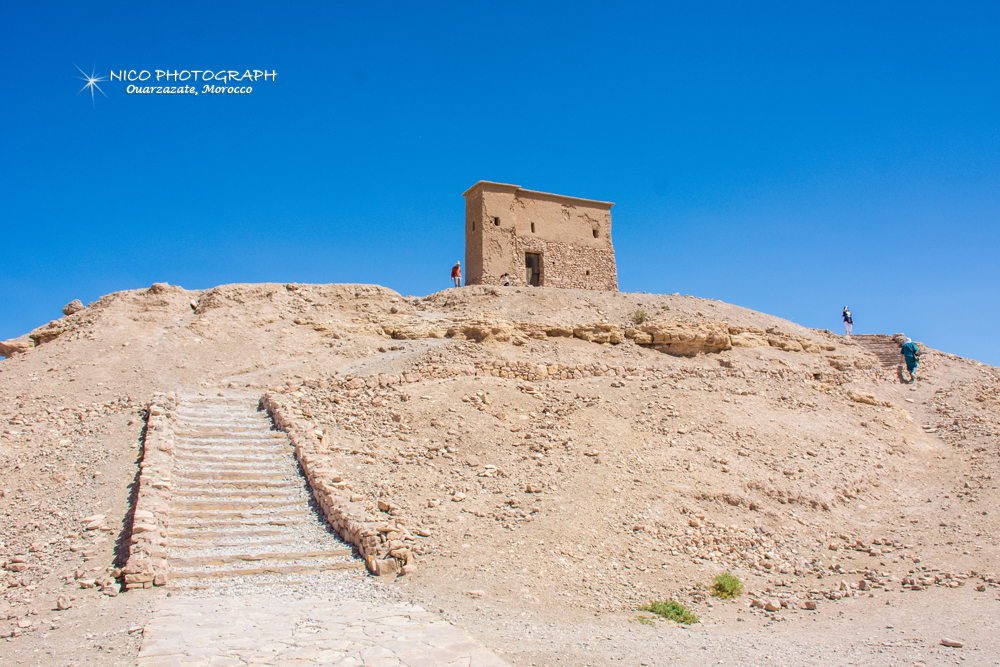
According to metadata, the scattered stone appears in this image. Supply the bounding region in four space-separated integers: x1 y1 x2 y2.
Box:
377 499 397 513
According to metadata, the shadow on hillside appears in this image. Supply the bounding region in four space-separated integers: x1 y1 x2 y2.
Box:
114 411 147 570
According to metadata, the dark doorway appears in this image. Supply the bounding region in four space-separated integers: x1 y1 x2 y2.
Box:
525 252 541 286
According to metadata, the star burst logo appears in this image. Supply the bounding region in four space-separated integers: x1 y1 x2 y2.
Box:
75 65 108 107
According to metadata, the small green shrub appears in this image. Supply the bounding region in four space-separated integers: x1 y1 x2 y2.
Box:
710 572 744 599
631 615 655 626
638 599 699 624
634 309 648 324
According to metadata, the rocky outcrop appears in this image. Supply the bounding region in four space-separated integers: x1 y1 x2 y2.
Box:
624 321 834 357
382 323 450 340
729 325 832 354
29 321 69 345
0 336 34 358
626 320 732 356
446 320 515 343
728 326 770 348
572 323 623 344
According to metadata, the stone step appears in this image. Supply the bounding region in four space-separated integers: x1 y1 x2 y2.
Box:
173 426 265 431
167 521 304 533
174 434 286 442
174 428 270 434
175 416 271 422
173 478 296 488
167 528 300 540
174 420 275 426
174 442 292 457
171 500 303 512
169 510 309 522
172 453 288 464
172 488 302 499
168 549 353 569
174 433 289 447
173 470 290 479
175 433 289 447
170 536 309 549
175 412 266 417
173 458 285 466
173 449 289 458
168 514 307 527
173 425 266 430
169 517 307 526
174 469 291 479
169 506 310 516
852 334 904 369
174 431 282 439
173 468 290 481
167 560 364 582
175 430 287 440
167 523 309 537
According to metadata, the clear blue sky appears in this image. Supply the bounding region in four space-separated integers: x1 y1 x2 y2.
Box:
3 2 998 366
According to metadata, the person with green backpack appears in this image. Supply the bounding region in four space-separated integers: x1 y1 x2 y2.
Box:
901 337 920 381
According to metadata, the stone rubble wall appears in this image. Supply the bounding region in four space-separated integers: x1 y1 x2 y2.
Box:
468 237 617 291
515 237 617 291
260 393 414 577
399 358 889 386
123 393 174 589
382 318 623 344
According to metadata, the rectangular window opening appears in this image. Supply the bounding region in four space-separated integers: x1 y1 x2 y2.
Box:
530 222 535 233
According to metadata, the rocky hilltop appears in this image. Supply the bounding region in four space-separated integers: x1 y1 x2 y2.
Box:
2 282 999 665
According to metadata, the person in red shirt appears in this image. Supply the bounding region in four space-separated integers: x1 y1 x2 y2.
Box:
451 261 462 287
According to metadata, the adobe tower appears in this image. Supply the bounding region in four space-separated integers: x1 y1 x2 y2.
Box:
462 181 618 291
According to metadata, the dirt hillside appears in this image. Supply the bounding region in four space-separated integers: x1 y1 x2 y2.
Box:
2 282 999 666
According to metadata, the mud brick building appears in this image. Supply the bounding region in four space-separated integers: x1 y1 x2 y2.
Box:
462 181 618 291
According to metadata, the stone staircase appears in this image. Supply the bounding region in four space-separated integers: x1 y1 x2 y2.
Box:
137 395 511 667
851 334 903 369
166 396 362 585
